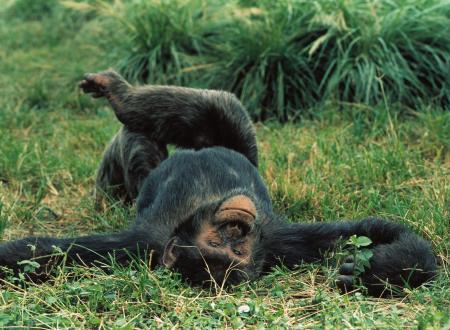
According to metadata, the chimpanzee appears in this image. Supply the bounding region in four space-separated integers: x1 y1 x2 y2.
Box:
0 70 436 296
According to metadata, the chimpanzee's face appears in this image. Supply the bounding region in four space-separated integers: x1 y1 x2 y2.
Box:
162 195 264 286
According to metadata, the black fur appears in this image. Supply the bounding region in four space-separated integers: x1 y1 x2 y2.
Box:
0 70 436 296
96 127 167 202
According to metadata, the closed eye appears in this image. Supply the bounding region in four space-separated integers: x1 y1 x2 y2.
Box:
232 248 242 256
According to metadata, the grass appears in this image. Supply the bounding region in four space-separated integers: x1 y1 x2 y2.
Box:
0 1 449 328
67 0 450 121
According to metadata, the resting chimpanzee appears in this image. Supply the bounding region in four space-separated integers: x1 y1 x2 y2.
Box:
0 70 436 296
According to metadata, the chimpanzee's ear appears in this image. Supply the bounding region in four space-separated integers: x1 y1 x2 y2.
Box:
162 237 179 268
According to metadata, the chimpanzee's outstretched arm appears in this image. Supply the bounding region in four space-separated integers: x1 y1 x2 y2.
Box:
264 217 436 296
0 230 158 280
79 70 258 166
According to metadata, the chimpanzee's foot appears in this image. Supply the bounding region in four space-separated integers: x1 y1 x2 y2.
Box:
336 255 355 293
79 69 121 98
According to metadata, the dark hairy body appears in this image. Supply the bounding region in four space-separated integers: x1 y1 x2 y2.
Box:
0 70 436 296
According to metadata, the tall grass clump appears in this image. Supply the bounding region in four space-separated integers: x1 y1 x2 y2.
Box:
66 0 449 121
208 0 450 120
68 0 230 84
204 1 326 121
307 0 450 108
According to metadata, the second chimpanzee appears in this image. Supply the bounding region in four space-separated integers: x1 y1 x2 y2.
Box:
0 70 436 296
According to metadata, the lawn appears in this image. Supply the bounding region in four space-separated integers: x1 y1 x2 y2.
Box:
0 1 449 328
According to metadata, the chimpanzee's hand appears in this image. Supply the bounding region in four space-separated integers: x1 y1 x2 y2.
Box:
336 255 356 293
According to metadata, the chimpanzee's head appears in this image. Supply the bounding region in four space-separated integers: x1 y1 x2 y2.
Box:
161 194 265 286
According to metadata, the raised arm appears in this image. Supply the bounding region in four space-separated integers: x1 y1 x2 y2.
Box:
79 70 258 166
263 217 436 296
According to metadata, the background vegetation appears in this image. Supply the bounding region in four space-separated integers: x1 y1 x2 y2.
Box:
0 0 448 328
65 0 450 121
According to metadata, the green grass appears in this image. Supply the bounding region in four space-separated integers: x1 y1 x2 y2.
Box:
0 1 449 328
69 0 450 121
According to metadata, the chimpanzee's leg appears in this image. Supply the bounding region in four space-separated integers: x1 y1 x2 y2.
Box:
79 69 258 167
95 127 168 203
